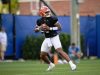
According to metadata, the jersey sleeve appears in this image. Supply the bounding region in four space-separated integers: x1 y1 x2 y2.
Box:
76 47 80 52
52 16 58 24
68 46 72 54
36 19 41 26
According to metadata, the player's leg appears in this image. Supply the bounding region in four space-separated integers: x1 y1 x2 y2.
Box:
0 44 5 60
0 51 1 60
76 52 82 59
40 51 51 64
48 50 54 63
0 51 4 60
0 44 1 60
75 52 82 63
51 35 76 70
40 38 55 71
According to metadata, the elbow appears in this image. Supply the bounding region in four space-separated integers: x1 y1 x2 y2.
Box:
58 27 62 31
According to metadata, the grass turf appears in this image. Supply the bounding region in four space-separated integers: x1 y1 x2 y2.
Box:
0 59 100 75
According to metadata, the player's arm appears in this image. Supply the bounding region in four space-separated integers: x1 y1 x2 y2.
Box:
39 17 61 31
41 22 61 31
34 19 42 32
34 24 45 33
47 21 61 31
49 16 62 31
54 21 62 30
34 25 41 32
76 47 82 58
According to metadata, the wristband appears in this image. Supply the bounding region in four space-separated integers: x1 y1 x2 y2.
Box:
50 27 53 30
50 27 58 30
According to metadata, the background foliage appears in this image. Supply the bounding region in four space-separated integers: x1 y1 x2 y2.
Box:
22 33 70 60
0 0 18 14
22 32 84 60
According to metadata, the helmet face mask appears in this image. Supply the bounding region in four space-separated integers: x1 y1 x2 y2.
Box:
45 11 51 17
39 6 51 17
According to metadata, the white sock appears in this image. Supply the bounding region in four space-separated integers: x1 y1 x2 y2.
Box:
50 62 53 65
69 60 74 66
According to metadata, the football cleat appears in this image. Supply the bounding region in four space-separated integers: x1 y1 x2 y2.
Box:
70 64 76 71
46 63 55 71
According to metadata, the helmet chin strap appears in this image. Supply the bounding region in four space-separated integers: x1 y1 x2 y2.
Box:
46 14 51 17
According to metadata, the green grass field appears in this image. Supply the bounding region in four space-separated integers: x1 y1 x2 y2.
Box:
0 59 100 75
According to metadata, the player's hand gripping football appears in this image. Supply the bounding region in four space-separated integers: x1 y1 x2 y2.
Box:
34 26 40 32
40 24 50 31
34 24 50 32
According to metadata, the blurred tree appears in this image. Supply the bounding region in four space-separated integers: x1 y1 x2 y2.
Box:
0 1 2 12
0 0 19 14
11 0 19 14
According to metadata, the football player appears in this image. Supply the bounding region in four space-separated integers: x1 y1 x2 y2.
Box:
34 6 76 71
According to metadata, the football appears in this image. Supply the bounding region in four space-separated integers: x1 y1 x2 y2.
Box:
41 24 48 31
